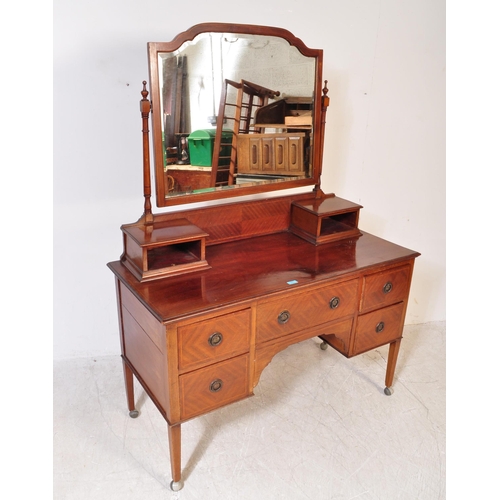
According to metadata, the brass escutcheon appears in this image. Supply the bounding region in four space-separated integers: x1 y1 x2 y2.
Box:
278 310 291 324
329 296 340 309
208 332 223 347
209 379 223 392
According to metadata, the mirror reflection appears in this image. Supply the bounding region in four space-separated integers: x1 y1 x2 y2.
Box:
157 32 316 198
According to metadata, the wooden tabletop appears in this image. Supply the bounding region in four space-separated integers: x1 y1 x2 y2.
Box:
108 230 419 324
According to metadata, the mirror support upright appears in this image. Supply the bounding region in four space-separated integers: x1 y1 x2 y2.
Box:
140 81 154 225
314 80 330 198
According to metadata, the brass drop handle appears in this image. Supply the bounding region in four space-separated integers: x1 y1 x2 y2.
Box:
208 332 223 347
383 282 393 294
329 296 340 309
209 379 223 392
376 321 385 333
278 310 291 324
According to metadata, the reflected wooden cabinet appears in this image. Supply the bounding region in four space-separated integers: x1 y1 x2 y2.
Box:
108 23 420 492
237 132 306 175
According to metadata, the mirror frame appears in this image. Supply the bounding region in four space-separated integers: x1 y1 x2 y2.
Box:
147 23 325 207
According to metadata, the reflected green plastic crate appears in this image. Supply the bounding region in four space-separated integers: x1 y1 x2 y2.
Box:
188 129 233 167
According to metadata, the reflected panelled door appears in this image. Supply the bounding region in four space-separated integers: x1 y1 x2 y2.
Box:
147 23 325 207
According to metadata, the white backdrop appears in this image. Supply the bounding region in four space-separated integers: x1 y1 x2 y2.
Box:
53 0 445 359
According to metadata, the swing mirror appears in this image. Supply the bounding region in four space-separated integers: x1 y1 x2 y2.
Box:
147 23 325 207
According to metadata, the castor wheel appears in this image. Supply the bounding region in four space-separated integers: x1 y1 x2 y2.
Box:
170 480 184 491
129 409 140 418
384 387 394 396
320 341 328 350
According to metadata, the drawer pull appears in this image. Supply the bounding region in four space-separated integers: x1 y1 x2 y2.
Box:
278 310 291 324
375 321 385 333
208 332 223 347
209 379 223 392
383 282 393 294
329 296 340 309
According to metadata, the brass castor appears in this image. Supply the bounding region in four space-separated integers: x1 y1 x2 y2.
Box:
320 341 328 350
384 387 394 396
129 410 140 418
170 480 184 491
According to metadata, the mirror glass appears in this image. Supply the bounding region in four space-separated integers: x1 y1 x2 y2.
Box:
148 24 323 207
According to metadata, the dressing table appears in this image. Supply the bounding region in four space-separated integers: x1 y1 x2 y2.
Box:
108 23 420 491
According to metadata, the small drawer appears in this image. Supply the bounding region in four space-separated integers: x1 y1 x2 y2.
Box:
256 279 358 343
353 302 405 354
360 265 411 313
179 354 250 420
178 309 251 372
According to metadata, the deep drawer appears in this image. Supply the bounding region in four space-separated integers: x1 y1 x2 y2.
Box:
256 279 358 343
353 302 405 354
179 354 250 420
360 265 411 313
178 309 251 372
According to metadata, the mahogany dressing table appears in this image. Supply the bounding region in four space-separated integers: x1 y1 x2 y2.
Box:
108 23 420 491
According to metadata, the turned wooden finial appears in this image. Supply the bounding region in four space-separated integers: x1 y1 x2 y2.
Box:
322 80 330 108
141 80 149 100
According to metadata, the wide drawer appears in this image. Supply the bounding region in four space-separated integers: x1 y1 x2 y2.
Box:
256 279 358 343
179 354 250 420
360 265 411 313
353 302 405 354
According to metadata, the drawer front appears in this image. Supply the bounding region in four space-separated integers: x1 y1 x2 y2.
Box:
353 302 405 354
179 354 249 420
360 265 411 313
256 279 358 343
178 309 251 372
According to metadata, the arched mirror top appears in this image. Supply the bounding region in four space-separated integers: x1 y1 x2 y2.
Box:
147 23 327 207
